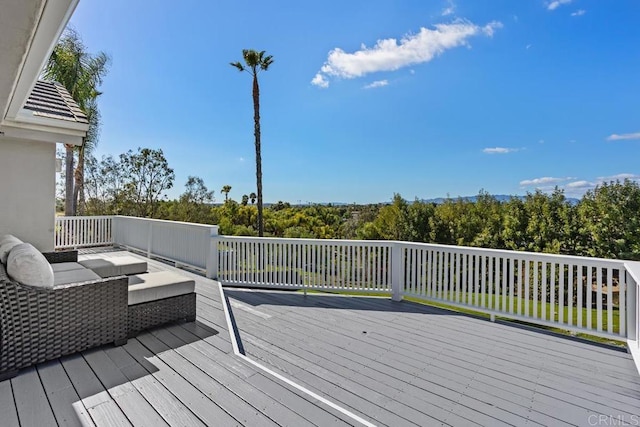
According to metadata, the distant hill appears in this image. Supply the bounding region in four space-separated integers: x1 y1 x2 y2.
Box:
420 194 580 205
236 195 581 207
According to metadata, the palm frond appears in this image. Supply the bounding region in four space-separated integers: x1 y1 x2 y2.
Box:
261 55 274 71
230 62 245 72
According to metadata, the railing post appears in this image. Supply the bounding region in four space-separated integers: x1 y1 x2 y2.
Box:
147 221 153 258
206 227 220 279
111 216 119 247
392 242 403 302
627 269 638 344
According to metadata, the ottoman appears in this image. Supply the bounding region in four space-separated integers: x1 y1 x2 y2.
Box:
79 255 147 278
127 271 196 337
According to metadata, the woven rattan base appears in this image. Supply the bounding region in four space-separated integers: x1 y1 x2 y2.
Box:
128 293 196 338
0 262 128 380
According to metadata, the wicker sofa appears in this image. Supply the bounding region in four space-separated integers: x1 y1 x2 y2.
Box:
0 250 128 381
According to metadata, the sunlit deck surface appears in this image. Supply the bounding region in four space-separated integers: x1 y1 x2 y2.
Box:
2 249 640 426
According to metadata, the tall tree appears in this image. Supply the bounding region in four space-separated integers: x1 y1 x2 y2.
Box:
231 49 274 236
221 185 232 202
120 148 175 217
43 28 109 215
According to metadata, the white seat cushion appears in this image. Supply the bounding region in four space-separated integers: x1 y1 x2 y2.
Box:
54 268 102 286
79 256 147 278
128 271 195 305
51 262 86 273
0 235 23 264
6 243 54 288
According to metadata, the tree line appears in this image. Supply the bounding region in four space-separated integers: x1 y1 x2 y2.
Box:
64 148 640 261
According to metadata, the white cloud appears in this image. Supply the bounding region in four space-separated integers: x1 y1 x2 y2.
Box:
547 0 572 11
311 73 329 89
520 173 640 198
364 80 389 89
571 9 586 16
598 173 640 182
606 132 640 141
442 0 455 16
483 147 519 154
520 176 572 186
312 19 502 88
566 180 594 189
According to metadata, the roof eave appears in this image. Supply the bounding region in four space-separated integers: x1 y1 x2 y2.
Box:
14 107 90 132
1 109 89 146
4 0 80 121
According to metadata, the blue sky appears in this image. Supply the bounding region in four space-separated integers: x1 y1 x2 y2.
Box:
68 0 640 204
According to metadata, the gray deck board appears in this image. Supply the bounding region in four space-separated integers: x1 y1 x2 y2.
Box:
11 366 58 427
107 345 206 427
165 324 323 427
243 317 528 426
124 336 240 426
145 328 279 427
236 300 521 427
82 348 169 427
0 378 20 427
226 288 640 427
244 372 355 427
232 289 640 396
37 360 94 427
61 354 132 426
3 249 640 427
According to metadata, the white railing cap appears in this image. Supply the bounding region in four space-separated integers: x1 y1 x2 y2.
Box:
114 215 219 231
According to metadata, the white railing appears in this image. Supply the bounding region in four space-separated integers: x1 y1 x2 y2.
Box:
54 216 219 272
112 216 219 272
214 236 638 342
53 216 639 347
399 242 630 340
215 236 393 293
54 216 113 249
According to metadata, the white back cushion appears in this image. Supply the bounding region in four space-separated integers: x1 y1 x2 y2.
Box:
0 235 23 264
6 243 54 288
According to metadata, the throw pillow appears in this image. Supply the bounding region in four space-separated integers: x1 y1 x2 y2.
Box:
6 243 54 288
0 234 23 264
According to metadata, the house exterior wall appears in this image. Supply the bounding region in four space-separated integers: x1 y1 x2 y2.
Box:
0 137 55 251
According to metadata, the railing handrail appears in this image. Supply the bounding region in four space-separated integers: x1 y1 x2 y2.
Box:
56 215 114 220
114 215 219 232
217 235 627 267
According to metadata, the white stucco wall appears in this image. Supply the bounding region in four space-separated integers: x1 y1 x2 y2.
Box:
0 137 55 251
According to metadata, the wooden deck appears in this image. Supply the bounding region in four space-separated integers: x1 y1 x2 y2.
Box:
2 250 640 426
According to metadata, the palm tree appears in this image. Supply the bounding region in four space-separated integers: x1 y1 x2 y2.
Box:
231 50 274 237
221 185 232 202
43 28 109 215
249 192 257 205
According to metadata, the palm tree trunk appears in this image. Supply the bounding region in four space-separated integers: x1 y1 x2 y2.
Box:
64 144 75 216
253 73 264 237
74 142 86 215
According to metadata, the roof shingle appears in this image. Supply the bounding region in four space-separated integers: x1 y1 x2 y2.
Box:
23 80 88 124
